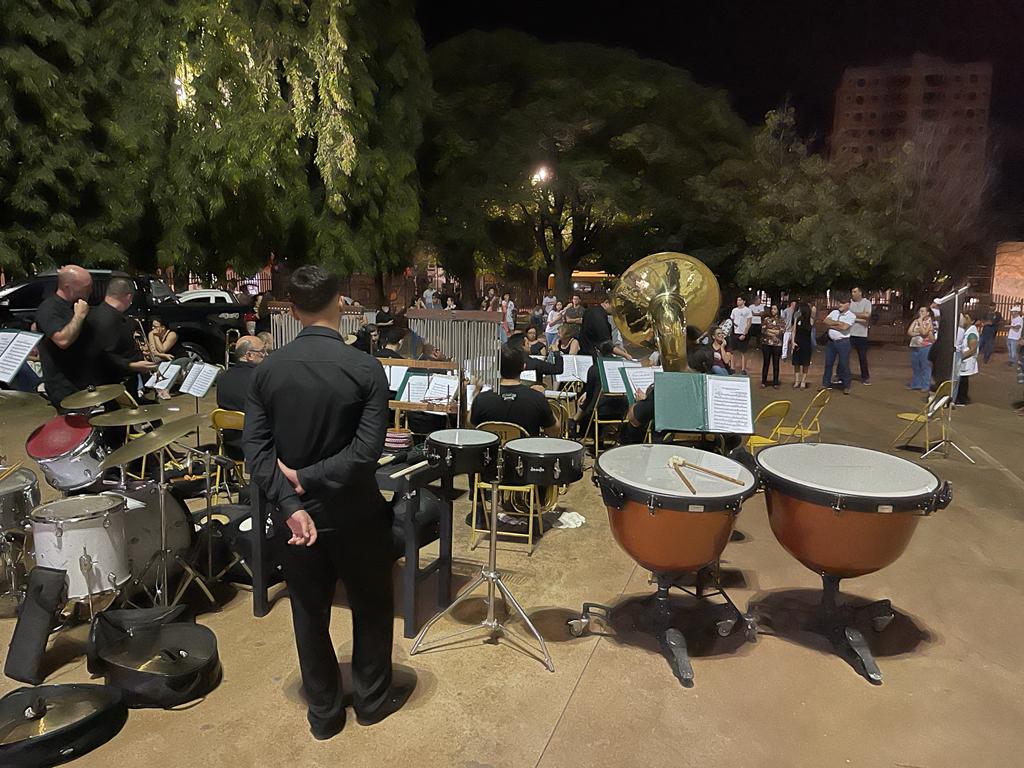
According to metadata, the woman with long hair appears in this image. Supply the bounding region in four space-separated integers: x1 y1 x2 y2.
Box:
555 323 580 356
790 302 813 389
710 327 733 376
907 305 935 391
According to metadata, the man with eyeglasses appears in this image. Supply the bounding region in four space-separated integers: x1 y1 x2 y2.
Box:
216 335 267 456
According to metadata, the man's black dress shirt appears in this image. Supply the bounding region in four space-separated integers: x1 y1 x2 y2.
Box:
83 302 143 386
216 361 257 457
243 326 389 523
580 305 613 356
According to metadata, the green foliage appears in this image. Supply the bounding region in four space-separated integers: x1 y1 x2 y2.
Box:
0 0 431 291
691 108 944 292
0 0 174 275
421 31 749 299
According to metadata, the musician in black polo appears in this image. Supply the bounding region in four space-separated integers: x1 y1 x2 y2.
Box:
470 344 559 437
244 265 412 741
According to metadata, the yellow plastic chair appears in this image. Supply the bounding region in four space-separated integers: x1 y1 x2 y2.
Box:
210 409 246 503
892 380 953 454
746 400 792 452
777 388 831 443
469 421 542 555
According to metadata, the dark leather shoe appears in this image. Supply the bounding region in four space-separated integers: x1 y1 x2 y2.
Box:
310 713 346 740
356 680 416 726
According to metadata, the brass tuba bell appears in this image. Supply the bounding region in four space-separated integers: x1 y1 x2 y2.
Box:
609 252 721 372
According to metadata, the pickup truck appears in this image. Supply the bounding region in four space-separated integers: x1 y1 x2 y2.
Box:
0 270 247 363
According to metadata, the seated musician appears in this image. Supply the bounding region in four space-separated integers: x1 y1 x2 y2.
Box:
216 335 267 456
375 327 407 359
508 332 563 377
568 341 627 438
470 344 560 438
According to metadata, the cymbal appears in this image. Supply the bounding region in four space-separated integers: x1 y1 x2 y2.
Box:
0 391 54 421
99 414 208 470
89 402 194 428
60 384 126 411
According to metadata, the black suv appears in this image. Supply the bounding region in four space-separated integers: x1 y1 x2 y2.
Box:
0 270 246 363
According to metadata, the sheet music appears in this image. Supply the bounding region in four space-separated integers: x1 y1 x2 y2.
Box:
706 375 753 434
555 355 593 383
180 363 219 398
400 374 429 403
623 366 660 397
423 374 458 404
520 369 537 383
386 365 408 391
0 330 41 385
602 358 641 394
145 362 181 390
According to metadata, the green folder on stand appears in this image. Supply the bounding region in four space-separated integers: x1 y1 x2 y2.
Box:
653 372 753 434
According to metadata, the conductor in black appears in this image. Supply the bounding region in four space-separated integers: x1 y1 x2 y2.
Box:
244 265 413 740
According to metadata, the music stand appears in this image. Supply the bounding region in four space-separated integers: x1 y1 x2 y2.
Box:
409 451 554 672
927 288 975 463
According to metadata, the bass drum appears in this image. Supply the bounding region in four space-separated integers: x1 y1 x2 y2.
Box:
99 482 194 596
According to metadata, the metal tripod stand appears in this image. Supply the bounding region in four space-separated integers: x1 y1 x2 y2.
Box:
921 396 975 463
410 454 554 671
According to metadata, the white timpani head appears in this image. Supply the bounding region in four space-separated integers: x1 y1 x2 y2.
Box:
597 444 757 501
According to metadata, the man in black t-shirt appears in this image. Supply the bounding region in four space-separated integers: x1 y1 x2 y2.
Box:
35 265 93 407
470 345 559 437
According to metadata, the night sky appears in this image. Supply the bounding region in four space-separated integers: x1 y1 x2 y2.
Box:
418 0 1024 228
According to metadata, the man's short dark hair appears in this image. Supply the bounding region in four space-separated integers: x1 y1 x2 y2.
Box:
385 327 408 347
835 292 851 304
106 277 134 299
597 340 615 357
288 265 340 313
500 344 526 379
507 332 526 351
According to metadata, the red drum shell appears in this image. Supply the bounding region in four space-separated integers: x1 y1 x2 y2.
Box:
606 499 737 574
26 414 93 459
765 488 921 578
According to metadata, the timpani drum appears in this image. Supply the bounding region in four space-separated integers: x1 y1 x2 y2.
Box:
756 443 951 578
594 444 757 574
26 414 108 492
502 437 585 487
426 429 500 480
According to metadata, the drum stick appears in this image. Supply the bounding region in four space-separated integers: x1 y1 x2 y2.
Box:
390 459 429 479
669 462 696 494
0 461 22 484
377 454 397 466
679 459 744 486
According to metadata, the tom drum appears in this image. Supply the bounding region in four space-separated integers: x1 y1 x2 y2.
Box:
26 415 107 492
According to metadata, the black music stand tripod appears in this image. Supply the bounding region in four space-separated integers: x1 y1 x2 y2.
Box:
409 452 554 672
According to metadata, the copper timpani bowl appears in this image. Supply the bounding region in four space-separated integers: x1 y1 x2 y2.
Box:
756 443 951 579
594 445 757 575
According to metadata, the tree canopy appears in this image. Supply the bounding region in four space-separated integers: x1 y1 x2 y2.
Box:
421 30 750 300
1 0 431 298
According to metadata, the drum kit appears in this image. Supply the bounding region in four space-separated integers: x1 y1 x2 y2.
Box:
1 383 217 620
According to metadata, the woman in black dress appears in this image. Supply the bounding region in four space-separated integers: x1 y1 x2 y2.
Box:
790 302 813 389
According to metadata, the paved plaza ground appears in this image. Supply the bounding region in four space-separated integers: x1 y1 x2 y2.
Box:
1 345 1022 767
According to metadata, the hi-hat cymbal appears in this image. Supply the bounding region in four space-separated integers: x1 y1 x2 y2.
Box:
99 414 208 470
60 384 126 411
89 402 193 428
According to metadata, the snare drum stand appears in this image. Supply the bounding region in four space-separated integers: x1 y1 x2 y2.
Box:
410 451 554 672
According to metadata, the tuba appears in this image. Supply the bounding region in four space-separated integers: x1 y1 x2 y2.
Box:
609 252 721 371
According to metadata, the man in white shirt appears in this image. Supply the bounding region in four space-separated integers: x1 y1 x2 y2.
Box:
1008 306 1022 367
728 296 754 375
849 286 872 385
821 294 856 394
749 296 765 349
542 289 557 315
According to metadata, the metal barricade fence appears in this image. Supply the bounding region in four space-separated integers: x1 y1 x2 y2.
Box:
270 307 500 388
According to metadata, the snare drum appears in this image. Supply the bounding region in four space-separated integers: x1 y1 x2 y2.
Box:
502 437 585 487
426 429 500 480
594 444 757 573
756 443 951 578
0 467 40 530
30 496 130 600
26 415 107 491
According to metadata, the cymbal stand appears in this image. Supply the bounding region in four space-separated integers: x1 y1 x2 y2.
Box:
410 452 554 672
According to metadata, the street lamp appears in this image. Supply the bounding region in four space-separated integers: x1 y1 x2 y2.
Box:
531 166 552 185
